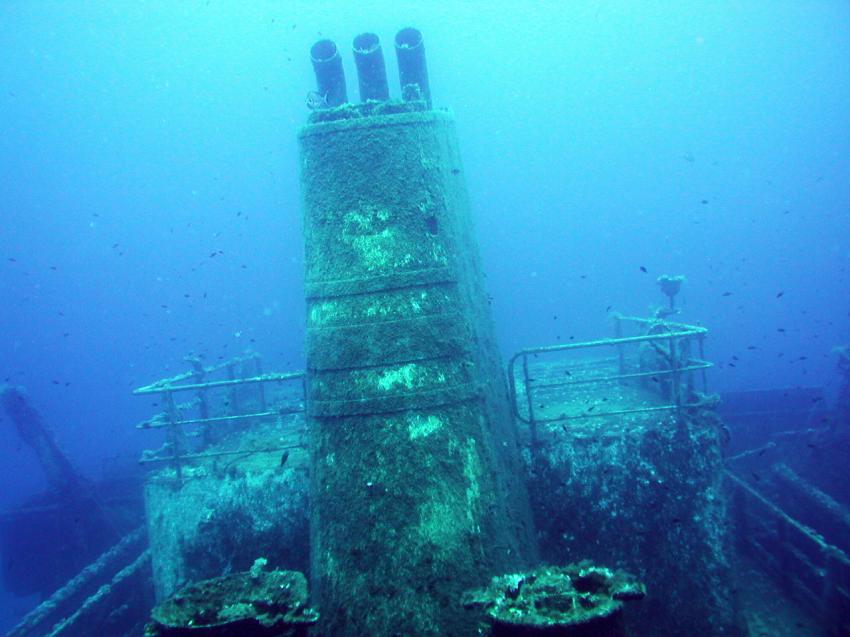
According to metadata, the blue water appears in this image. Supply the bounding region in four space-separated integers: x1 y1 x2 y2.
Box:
0 2 848 632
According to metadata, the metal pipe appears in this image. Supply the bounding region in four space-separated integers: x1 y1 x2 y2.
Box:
352 32 389 101
134 371 304 395
310 39 347 107
394 27 430 104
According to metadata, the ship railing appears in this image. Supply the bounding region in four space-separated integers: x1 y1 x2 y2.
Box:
131 351 305 480
727 470 850 632
507 314 712 446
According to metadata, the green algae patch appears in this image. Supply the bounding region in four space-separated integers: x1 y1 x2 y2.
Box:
408 413 444 439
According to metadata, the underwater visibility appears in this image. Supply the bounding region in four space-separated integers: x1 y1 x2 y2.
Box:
1 3 849 637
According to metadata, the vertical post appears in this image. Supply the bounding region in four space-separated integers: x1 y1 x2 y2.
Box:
523 353 538 447
255 355 267 411
187 356 211 445
698 336 708 392
668 337 681 409
226 364 240 415
683 337 694 400
614 316 626 378
163 391 182 483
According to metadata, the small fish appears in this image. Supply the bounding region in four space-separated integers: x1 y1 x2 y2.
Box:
722 292 732 297
306 90 328 110
451 168 460 175
280 451 289 466
751 472 761 482
639 266 647 273
700 199 709 204
777 328 785 332
728 363 736 368
7 257 16 262
747 345 757 350
776 291 784 298
605 305 612 312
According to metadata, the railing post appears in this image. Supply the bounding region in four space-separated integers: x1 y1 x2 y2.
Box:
226 364 240 415
668 336 681 409
163 390 183 483
522 353 538 447
698 335 708 392
683 337 694 399
187 355 212 445
614 316 626 378
255 355 267 411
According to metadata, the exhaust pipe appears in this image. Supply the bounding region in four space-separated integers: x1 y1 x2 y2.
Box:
310 39 347 107
394 27 430 105
352 32 389 102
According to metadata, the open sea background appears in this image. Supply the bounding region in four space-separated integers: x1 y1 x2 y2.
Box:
0 1 848 631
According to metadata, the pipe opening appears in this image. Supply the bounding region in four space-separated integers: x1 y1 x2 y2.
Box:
353 32 380 55
395 27 423 51
310 39 339 64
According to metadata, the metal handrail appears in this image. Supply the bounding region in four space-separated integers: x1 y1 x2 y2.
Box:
132 352 307 479
136 405 304 429
133 371 304 395
507 316 711 445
